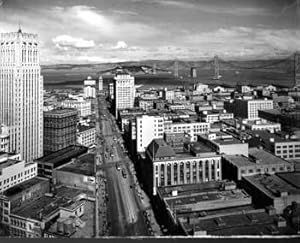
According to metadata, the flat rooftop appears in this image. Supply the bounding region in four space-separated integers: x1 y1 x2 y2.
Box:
165 188 250 208
243 174 300 198
182 210 294 235
36 146 88 167
190 141 215 154
158 181 235 198
0 159 21 170
4 177 49 197
276 172 300 189
223 148 292 167
77 125 95 133
247 130 300 143
11 186 91 221
58 153 94 176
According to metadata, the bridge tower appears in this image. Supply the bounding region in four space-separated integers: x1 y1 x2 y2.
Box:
295 52 300 88
174 60 179 78
213 55 220 80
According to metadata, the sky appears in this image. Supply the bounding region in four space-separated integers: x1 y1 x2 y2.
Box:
0 0 299 64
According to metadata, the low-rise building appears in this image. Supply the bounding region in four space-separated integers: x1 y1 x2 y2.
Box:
145 139 222 195
53 153 95 192
222 148 294 181
246 130 300 160
164 120 210 142
200 110 234 124
258 108 300 131
77 125 96 148
224 98 273 120
237 119 281 133
242 173 300 214
4 184 93 238
198 132 249 157
0 152 37 193
36 146 88 181
61 99 91 117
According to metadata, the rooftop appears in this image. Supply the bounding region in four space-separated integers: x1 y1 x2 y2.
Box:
147 139 176 160
247 130 300 143
0 159 22 170
4 177 49 198
44 108 77 117
189 141 215 154
243 174 300 198
77 125 95 133
276 172 300 189
223 148 293 167
36 146 88 167
11 186 91 221
182 210 294 235
58 153 94 176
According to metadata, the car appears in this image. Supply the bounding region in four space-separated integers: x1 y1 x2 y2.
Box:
116 164 121 171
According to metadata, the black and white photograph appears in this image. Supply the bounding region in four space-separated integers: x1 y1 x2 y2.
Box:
0 0 300 239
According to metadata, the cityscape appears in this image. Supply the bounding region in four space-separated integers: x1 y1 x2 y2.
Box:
1 0 300 239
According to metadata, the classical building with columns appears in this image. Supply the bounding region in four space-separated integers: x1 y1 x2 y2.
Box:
145 139 222 195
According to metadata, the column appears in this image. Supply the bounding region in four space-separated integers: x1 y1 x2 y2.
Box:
208 160 212 181
215 160 219 180
183 162 187 184
171 163 174 185
196 161 200 182
164 163 167 186
177 163 180 184
202 160 206 182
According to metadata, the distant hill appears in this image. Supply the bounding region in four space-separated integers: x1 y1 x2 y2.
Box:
42 56 295 88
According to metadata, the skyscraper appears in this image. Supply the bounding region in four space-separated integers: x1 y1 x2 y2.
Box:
0 29 43 161
114 69 135 118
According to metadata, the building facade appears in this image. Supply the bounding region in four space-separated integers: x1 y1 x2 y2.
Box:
0 152 37 193
114 71 135 117
43 109 77 155
61 99 91 117
77 126 96 147
146 139 222 195
0 30 43 161
0 124 9 152
225 99 273 120
164 121 210 142
83 77 96 99
136 115 164 153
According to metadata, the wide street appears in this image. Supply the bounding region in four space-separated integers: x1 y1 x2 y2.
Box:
95 92 149 236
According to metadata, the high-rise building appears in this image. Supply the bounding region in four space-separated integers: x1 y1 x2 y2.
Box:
0 124 9 152
43 108 77 155
83 76 96 98
114 70 135 117
0 29 43 161
136 115 164 153
98 76 103 91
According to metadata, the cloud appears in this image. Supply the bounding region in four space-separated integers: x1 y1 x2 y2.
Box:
111 9 138 16
132 0 272 16
52 35 95 50
113 41 128 49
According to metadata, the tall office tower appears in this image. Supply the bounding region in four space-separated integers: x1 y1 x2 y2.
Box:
98 76 103 91
114 69 135 118
0 124 9 152
83 76 96 98
43 108 77 155
190 67 197 78
0 29 43 162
